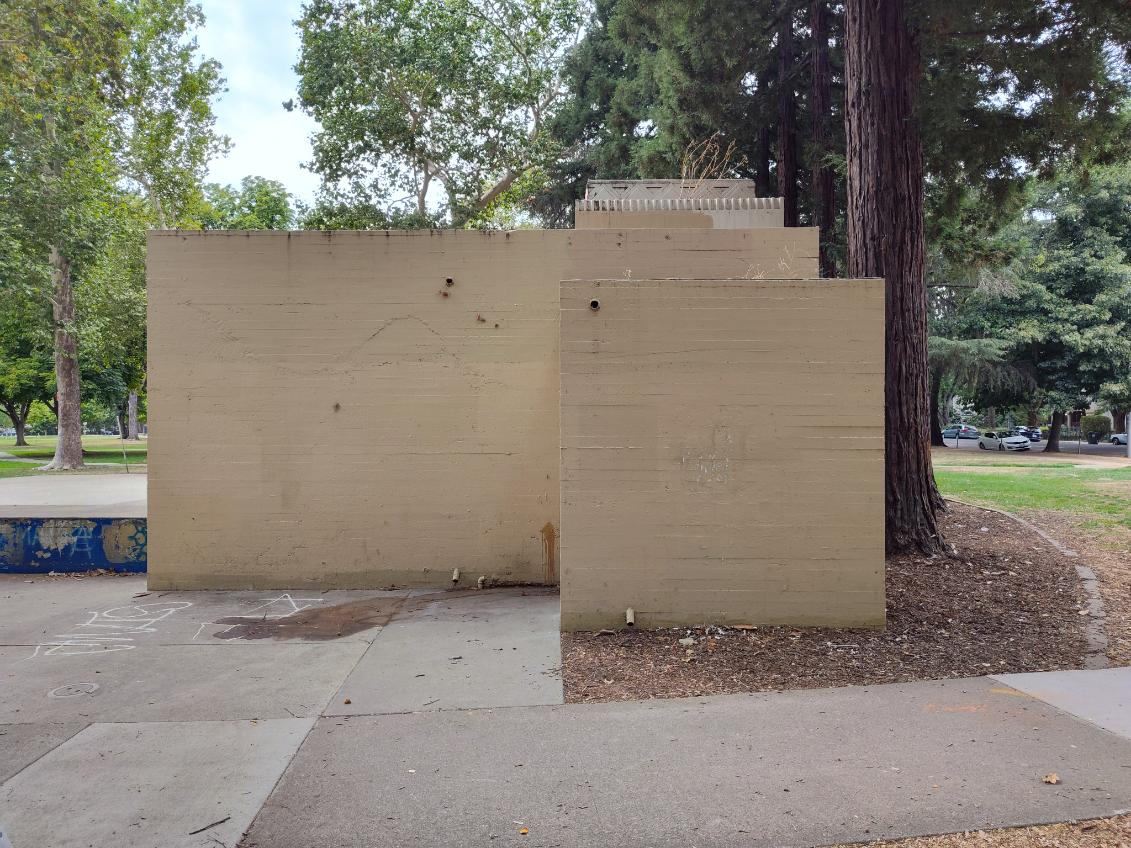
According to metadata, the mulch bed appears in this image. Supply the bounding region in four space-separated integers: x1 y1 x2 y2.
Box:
838 814 1131 848
561 503 1089 703
1021 509 1131 667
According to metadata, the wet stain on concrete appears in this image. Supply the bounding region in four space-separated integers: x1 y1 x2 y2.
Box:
212 587 556 641
541 522 558 584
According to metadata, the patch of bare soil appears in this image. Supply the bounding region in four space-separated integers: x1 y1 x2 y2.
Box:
561 503 1088 703
1021 509 1131 666
835 814 1131 848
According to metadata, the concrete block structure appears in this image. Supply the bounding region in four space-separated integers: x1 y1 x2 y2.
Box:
575 179 785 229
559 278 886 630
147 228 818 591
147 180 884 630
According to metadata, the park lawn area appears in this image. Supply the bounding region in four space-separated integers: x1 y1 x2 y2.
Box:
0 435 147 465
0 459 40 479
934 464 1131 527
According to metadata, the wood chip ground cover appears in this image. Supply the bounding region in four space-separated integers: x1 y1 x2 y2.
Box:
561 503 1089 703
832 814 1131 848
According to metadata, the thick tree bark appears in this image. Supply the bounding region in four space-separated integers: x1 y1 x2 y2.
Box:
929 372 945 447
755 124 772 198
844 0 942 552
2 401 30 447
1044 410 1064 452
776 9 799 226
126 391 140 440
810 0 837 277
44 247 84 470
985 406 996 429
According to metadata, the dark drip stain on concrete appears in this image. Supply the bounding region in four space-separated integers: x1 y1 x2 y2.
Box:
212 587 556 641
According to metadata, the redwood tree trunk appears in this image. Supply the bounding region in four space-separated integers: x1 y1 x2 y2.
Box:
45 247 84 470
929 372 945 447
810 0 837 276
126 391 139 440
1044 410 1064 452
776 9 799 226
755 124 772 198
844 0 942 552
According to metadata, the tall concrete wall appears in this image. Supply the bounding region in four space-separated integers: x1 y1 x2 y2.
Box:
559 278 885 630
148 229 818 589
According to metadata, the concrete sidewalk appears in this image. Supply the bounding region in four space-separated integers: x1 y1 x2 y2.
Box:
0 474 146 518
1 576 1129 848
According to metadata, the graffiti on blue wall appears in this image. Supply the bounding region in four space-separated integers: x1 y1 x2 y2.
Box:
0 518 147 573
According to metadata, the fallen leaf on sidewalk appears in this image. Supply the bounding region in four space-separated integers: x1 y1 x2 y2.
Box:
343 697 351 704
518 827 529 835
1043 772 1061 784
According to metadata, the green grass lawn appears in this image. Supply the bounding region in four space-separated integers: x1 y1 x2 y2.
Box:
935 465 1131 526
0 435 147 465
0 459 41 479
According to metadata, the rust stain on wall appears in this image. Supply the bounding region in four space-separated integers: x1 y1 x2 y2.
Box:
541 522 558 584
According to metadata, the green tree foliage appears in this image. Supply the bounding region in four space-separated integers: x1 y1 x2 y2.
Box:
1 0 225 465
200 176 299 229
0 289 54 445
116 0 229 228
951 164 1131 451
293 0 583 225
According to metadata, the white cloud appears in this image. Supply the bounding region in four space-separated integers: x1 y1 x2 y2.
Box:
197 0 322 202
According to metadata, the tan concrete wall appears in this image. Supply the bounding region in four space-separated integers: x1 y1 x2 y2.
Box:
575 208 784 229
559 278 885 630
147 229 818 589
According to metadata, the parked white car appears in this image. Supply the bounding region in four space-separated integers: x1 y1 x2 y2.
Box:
979 431 1031 451
1112 433 1129 445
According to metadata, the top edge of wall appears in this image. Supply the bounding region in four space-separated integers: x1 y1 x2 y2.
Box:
560 277 884 284
574 197 784 211
147 225 813 238
584 179 760 200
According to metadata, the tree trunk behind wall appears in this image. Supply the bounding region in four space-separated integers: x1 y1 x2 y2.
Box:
45 247 84 470
1044 410 1064 452
127 391 139 440
844 0 942 551
810 0 837 276
776 9 799 227
755 124 772 198
929 372 945 447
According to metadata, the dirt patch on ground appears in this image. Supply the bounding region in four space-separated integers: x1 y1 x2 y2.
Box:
561 503 1088 703
1021 509 1131 666
833 814 1131 847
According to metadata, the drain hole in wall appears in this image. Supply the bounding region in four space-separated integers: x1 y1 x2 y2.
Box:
589 299 600 311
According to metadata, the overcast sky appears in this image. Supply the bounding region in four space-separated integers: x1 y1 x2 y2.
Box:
197 0 321 202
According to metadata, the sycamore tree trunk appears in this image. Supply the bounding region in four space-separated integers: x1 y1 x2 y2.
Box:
776 9 799 226
810 0 837 277
126 391 140 440
45 247 84 470
929 372 945 447
2 402 31 446
1044 410 1064 452
844 0 942 552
